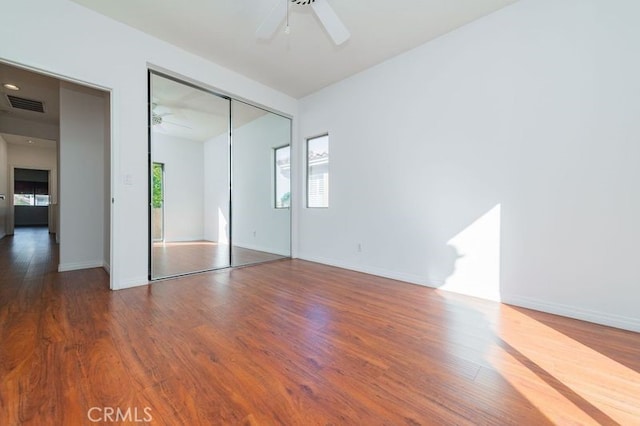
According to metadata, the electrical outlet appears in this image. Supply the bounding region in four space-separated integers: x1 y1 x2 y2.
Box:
357 243 362 252
253 231 257 238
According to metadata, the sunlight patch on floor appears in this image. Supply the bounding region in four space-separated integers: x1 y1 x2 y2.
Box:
489 307 640 424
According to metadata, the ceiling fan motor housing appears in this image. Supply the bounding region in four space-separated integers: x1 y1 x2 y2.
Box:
257 0 350 46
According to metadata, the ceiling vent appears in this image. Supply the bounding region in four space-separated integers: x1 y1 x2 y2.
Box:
6 94 45 113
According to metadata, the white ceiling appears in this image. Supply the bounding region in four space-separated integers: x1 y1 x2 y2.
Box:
70 0 517 98
152 74 230 141
1 133 56 149
0 62 60 125
152 73 267 141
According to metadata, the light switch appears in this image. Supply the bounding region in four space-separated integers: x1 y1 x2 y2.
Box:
124 174 133 186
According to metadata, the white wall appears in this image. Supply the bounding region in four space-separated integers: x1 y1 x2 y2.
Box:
203 133 229 243
233 112 291 256
0 116 58 141
6 144 57 171
59 82 107 271
6 143 57 235
298 0 640 332
0 135 7 239
152 132 205 242
0 0 297 289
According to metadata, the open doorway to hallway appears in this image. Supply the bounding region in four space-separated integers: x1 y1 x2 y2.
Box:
13 167 51 231
0 61 111 279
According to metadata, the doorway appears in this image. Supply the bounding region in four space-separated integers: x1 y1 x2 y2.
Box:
0 61 112 283
13 167 50 229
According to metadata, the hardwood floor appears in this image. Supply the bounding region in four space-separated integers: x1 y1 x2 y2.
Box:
152 241 287 278
1 228 639 425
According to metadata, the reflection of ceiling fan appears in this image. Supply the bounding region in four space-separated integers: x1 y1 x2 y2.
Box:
151 103 191 129
257 0 350 46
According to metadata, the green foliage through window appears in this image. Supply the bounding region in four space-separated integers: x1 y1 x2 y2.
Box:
152 163 163 209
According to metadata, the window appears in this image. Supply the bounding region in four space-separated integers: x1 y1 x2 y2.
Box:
307 134 329 208
14 175 49 206
14 192 50 206
35 195 50 206
274 145 291 209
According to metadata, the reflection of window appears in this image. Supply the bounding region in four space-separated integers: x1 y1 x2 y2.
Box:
152 163 164 209
35 195 50 206
274 145 291 209
14 178 49 206
307 135 329 208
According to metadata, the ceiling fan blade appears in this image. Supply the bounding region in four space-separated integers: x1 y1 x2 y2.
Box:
163 121 192 129
256 0 287 40
311 0 350 45
152 104 172 116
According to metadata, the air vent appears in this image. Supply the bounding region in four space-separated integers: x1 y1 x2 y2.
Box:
6 95 45 113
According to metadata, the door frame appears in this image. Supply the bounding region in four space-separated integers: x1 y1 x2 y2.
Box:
8 165 57 234
0 57 115 289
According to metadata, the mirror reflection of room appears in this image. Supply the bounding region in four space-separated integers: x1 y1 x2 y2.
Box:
149 73 292 279
231 100 291 267
150 73 231 278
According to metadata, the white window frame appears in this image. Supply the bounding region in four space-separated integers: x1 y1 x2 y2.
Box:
306 134 329 209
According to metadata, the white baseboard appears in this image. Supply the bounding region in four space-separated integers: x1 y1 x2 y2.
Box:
113 276 149 290
235 242 291 257
297 254 640 333
298 254 431 287
164 237 206 243
58 260 105 272
102 262 111 275
502 295 640 333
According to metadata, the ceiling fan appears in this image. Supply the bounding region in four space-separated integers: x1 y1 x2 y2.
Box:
257 0 350 46
151 103 192 130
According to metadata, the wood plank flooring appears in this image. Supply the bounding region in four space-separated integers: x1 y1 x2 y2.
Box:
1 228 640 425
152 241 287 278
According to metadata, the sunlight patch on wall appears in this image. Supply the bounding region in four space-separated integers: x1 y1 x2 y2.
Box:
441 204 501 302
218 207 228 245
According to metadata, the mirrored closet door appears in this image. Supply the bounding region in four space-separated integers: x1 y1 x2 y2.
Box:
149 72 231 279
149 72 291 279
231 100 291 267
